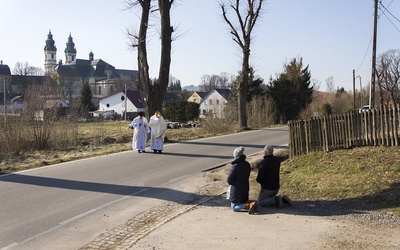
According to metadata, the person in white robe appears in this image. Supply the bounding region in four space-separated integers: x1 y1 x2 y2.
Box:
148 109 167 153
129 112 149 153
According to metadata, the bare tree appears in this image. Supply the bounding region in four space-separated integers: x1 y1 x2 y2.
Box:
326 76 335 93
125 0 174 118
220 0 264 129
376 49 400 107
199 73 234 92
13 62 44 76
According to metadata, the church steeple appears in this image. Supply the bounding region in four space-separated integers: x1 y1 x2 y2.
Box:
89 51 94 61
64 33 77 64
44 30 57 74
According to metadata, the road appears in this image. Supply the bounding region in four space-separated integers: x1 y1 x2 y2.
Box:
0 127 288 250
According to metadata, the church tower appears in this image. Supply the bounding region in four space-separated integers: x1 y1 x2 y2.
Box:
64 33 77 64
44 30 57 74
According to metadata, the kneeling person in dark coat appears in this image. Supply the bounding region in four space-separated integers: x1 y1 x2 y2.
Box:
227 146 257 214
256 145 292 208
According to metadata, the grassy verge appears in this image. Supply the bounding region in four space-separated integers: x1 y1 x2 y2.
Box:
249 147 400 216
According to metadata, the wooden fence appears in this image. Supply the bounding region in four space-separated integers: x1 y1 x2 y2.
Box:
288 105 400 158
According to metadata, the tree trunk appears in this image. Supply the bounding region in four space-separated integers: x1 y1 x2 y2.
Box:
238 44 250 129
147 0 173 116
136 0 173 118
137 0 152 118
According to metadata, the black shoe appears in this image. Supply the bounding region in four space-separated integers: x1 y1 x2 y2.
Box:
137 150 141 153
282 195 292 206
153 150 157 154
158 150 162 154
275 195 283 209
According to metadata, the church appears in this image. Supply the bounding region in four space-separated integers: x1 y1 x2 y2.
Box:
44 30 138 98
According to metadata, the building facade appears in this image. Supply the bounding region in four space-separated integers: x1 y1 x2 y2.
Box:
44 31 138 101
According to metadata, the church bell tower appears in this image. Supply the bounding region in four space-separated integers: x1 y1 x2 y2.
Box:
44 30 57 74
65 33 77 64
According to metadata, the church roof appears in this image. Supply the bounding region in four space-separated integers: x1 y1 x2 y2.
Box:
56 58 122 79
64 33 77 53
44 30 57 51
0 63 11 75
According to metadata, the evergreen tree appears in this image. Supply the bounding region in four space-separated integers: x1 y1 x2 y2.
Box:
80 83 95 113
247 69 266 101
164 100 199 122
186 101 200 122
268 58 313 122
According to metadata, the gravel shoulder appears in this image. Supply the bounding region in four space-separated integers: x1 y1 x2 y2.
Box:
81 153 400 250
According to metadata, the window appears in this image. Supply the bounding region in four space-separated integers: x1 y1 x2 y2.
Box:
98 86 101 95
209 100 212 105
216 100 220 104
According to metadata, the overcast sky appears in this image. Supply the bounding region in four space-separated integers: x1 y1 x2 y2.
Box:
1 0 400 92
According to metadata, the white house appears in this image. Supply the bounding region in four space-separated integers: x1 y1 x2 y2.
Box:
97 90 144 118
199 88 232 119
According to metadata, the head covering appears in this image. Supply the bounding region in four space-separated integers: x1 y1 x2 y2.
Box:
233 146 245 158
264 145 274 155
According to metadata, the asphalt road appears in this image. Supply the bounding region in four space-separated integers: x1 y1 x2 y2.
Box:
0 127 288 250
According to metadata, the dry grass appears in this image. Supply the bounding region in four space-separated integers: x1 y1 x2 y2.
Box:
277 147 400 215
0 121 221 174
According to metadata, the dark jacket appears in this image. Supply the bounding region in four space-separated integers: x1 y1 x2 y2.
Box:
256 154 281 190
227 155 251 203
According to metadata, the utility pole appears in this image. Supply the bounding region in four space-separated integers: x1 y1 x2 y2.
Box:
357 75 363 107
3 77 6 123
369 0 378 108
353 69 356 111
124 83 127 121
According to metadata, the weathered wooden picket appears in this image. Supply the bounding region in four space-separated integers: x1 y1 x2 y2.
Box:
288 105 400 158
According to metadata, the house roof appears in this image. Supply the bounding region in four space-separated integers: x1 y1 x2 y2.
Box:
100 90 144 109
199 88 232 105
126 90 144 109
194 91 208 99
214 88 232 100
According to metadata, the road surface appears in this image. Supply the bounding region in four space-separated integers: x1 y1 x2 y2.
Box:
0 127 288 249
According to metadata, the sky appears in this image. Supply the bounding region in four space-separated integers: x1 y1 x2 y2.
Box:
1 0 400 92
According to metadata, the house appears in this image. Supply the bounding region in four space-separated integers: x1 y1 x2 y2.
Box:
187 91 207 104
199 88 232 119
97 90 144 119
9 95 26 113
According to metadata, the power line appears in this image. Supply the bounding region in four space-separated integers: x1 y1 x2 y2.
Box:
356 37 372 73
379 1 400 32
381 10 400 32
379 1 400 23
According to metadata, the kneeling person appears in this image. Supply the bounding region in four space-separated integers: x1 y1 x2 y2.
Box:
227 146 257 214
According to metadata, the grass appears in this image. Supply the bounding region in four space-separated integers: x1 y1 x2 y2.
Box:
1 121 399 215
269 146 400 215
